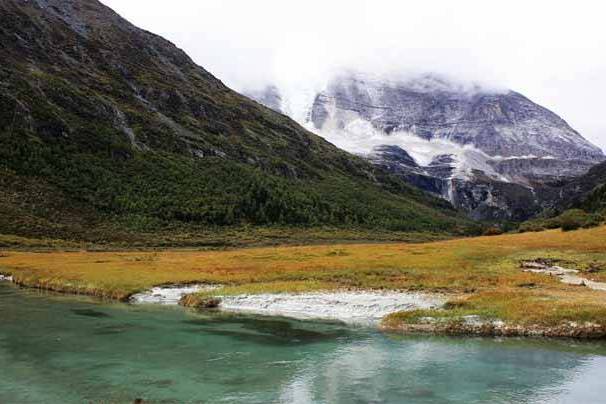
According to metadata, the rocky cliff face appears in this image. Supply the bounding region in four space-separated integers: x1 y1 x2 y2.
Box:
311 75 602 159
246 73 605 221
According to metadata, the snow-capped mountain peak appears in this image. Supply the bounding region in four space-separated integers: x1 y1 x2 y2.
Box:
244 71 605 220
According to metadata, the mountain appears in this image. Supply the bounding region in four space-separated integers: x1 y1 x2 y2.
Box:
247 73 604 221
0 0 474 243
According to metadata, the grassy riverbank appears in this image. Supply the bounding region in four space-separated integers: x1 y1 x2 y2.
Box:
1 226 606 336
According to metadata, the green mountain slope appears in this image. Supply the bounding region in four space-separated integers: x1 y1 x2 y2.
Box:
518 161 606 232
0 0 474 243
573 162 606 214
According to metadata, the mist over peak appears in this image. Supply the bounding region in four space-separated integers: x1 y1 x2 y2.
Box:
99 0 606 151
241 68 508 104
329 70 509 96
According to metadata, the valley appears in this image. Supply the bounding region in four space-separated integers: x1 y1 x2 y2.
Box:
0 0 604 339
1 0 606 401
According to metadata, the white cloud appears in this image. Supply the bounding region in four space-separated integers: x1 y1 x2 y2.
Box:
100 0 606 151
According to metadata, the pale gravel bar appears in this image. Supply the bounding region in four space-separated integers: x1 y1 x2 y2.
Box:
131 285 447 324
218 291 447 323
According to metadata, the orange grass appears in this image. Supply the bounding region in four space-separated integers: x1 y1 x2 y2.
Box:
1 226 605 325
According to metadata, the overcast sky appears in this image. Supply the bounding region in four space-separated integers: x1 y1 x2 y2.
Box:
101 0 606 151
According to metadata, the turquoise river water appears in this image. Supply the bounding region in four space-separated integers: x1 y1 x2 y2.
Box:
2 282 606 403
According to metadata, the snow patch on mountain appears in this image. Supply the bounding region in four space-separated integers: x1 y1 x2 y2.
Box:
305 116 508 182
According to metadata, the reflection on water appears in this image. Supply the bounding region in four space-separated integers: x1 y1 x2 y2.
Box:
1 282 606 403
182 316 350 346
277 337 606 404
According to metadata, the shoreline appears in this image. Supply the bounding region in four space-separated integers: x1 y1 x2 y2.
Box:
2 225 606 339
380 320 606 339
3 277 606 339
177 289 448 324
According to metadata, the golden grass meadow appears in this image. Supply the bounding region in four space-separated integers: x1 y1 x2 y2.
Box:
1 226 606 333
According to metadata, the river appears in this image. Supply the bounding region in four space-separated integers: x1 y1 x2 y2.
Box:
1 282 606 403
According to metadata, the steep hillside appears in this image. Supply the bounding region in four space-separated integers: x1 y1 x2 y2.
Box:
583 184 606 214
565 161 606 214
247 73 604 221
0 0 472 243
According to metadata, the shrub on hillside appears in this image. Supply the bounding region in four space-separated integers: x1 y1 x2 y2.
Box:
560 216 583 231
518 209 603 233
518 222 546 233
482 226 504 236
557 209 603 231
